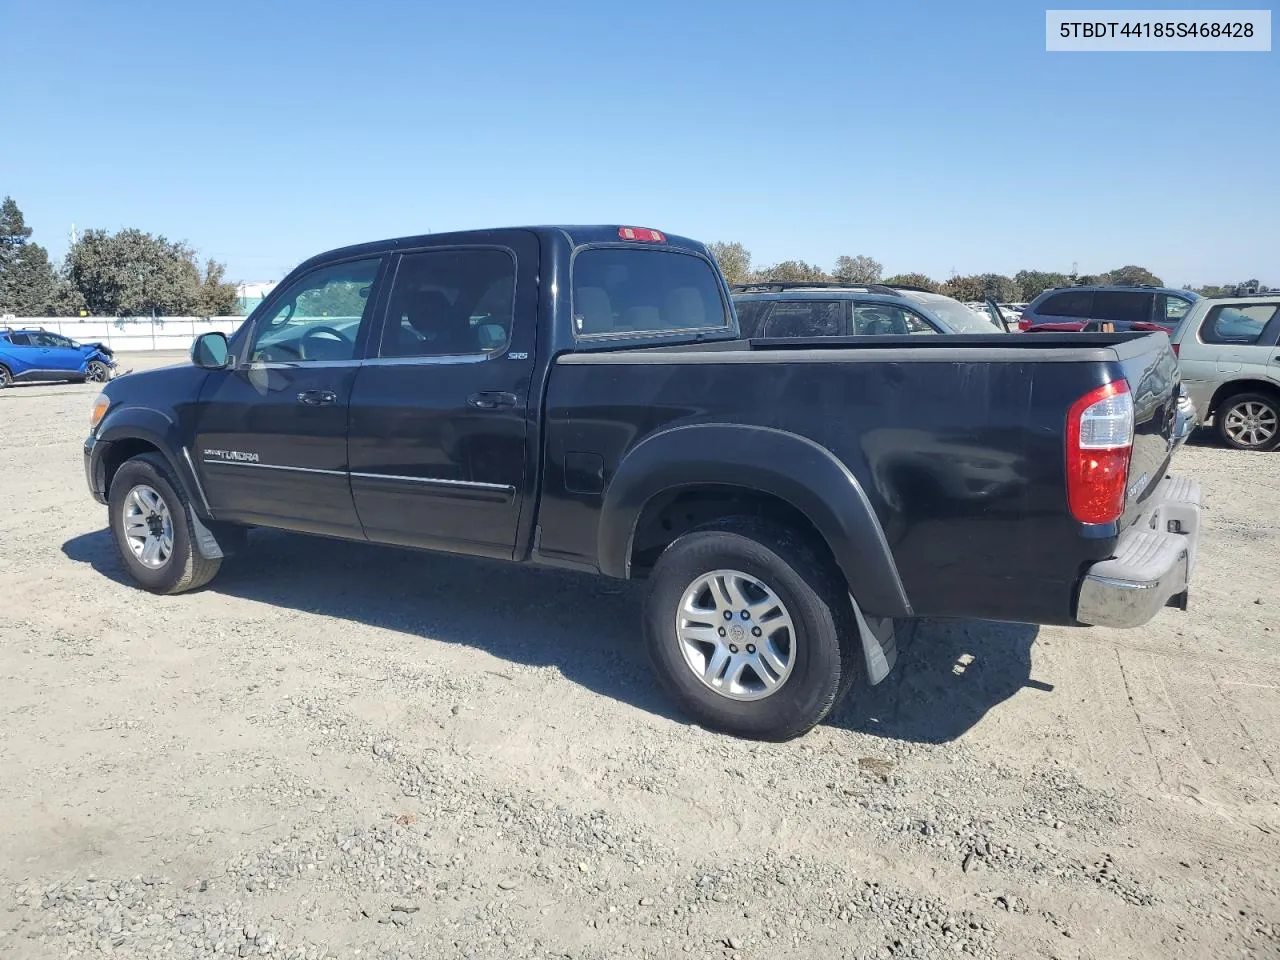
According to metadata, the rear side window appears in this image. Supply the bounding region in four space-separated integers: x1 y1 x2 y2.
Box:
1202 304 1279 344
763 301 842 338
8 333 31 345
381 249 516 358
733 300 771 338
1092 291 1150 324
572 248 729 337
1037 291 1093 318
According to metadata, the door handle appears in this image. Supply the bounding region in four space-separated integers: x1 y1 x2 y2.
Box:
466 391 519 410
297 390 338 405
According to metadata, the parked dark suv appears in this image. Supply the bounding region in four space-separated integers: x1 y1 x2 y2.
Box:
1019 285 1199 333
732 282 1007 338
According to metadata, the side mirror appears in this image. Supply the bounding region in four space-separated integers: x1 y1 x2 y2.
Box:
191 332 231 369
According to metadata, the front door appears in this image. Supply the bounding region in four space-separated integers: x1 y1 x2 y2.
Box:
347 236 538 559
192 256 385 537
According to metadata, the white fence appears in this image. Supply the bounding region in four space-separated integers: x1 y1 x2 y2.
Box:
5 317 246 352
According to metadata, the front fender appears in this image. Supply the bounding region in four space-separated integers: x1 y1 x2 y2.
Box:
598 423 912 617
95 406 211 518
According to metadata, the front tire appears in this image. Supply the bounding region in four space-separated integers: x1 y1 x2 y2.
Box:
85 360 111 383
1216 392 1280 451
0 364 12 388
644 518 857 741
108 454 221 594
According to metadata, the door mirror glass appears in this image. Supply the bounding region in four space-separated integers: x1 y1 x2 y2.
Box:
192 332 231 369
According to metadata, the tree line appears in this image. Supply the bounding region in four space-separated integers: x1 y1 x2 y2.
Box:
0 196 238 318
708 241 1269 302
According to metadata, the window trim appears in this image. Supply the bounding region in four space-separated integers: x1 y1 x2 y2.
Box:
570 243 733 342
370 244 519 363
234 253 389 367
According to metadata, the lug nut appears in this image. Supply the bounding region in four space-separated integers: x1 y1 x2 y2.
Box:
723 611 733 620
729 644 739 654
740 610 750 619
747 644 756 654
718 627 726 637
751 626 762 637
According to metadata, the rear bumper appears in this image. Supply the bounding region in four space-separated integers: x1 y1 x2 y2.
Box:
1075 475 1200 629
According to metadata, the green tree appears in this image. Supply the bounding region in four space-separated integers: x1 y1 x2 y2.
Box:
1104 265 1162 287
882 273 939 292
754 260 829 283
197 259 239 316
939 274 984 301
0 196 60 315
976 273 1021 302
832 254 882 284
64 228 235 317
1013 270 1069 299
707 241 752 285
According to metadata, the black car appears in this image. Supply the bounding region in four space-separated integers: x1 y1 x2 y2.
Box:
83 225 1199 740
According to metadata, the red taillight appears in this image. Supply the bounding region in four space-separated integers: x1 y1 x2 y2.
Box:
1018 314 1031 331
618 226 666 242
1170 342 1180 358
1066 380 1134 525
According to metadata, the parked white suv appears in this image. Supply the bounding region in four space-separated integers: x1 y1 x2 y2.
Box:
1171 293 1280 450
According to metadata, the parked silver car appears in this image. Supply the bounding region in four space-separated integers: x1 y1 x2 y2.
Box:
1170 293 1280 451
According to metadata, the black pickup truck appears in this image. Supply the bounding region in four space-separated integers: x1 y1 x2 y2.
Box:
84 225 1201 740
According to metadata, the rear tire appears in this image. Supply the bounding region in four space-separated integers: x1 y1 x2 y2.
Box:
0 364 11 388
1216 392 1280 451
643 517 858 741
108 454 221 594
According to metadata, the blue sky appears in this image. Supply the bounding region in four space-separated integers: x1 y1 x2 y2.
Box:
2 0 1276 287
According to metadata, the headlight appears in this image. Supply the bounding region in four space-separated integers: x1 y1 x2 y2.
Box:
90 393 110 431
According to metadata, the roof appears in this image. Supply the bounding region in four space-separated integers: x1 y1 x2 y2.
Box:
1035 284 1201 299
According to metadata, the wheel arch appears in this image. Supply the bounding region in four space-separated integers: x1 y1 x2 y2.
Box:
598 423 912 618
96 407 211 518
1208 378 1280 416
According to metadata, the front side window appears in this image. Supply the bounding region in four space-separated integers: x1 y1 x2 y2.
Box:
763 301 842 338
381 249 516 358
1039 290 1093 318
1159 294 1193 326
572 248 729 337
1203 304 1279 345
249 259 382 363
853 303 940 335
34 332 75 348
1092 291 1150 324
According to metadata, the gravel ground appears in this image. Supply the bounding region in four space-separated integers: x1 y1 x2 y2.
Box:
1 355 1278 960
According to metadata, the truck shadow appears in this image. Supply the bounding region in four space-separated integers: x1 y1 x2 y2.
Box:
63 528 1039 745
828 619 1042 743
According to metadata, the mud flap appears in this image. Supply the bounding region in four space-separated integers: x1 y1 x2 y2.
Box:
850 593 899 685
189 509 225 560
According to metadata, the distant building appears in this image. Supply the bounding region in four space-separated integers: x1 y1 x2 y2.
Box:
235 281 277 316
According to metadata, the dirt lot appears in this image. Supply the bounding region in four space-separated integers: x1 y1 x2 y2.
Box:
1 355 1278 960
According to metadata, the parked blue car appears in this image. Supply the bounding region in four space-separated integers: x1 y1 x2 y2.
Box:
0 328 116 388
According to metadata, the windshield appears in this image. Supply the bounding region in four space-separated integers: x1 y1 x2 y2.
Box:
903 292 1004 333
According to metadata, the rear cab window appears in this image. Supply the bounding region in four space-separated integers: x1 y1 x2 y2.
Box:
572 248 730 338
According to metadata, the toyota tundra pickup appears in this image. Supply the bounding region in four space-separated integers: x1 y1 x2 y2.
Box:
83 225 1201 740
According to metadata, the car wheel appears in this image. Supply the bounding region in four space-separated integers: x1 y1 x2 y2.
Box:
644 517 857 741
85 360 111 383
0 364 11 389
1216 392 1280 451
108 454 221 594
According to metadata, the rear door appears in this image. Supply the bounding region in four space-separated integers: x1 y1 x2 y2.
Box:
192 256 386 536
1200 301 1280 378
347 233 538 559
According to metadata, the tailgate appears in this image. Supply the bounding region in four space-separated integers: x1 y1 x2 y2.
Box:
1117 334 1181 526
